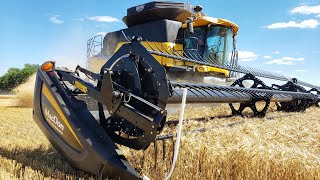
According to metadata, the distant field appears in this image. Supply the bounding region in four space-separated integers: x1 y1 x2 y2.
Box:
0 101 320 179
0 95 16 107
0 95 16 99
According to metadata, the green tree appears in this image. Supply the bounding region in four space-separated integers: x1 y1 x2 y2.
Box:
0 64 38 91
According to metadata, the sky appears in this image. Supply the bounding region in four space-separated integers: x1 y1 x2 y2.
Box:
1 0 320 85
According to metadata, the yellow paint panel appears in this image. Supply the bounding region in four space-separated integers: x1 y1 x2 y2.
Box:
112 41 229 76
182 16 239 36
42 85 83 149
197 66 229 77
74 81 88 93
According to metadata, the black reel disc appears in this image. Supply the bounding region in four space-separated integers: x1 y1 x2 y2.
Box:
97 48 169 149
307 88 320 107
273 81 309 112
106 55 159 135
229 74 271 117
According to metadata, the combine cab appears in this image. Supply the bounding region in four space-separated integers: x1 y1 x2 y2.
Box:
33 1 320 179
87 1 239 82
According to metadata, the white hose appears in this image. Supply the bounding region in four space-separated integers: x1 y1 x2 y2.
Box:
164 88 188 180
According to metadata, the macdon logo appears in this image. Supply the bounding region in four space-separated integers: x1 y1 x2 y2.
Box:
44 108 64 132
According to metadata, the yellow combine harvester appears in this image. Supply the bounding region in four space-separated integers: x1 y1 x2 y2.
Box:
87 1 239 81
33 1 320 179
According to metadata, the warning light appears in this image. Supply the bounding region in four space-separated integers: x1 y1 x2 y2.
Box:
41 61 55 72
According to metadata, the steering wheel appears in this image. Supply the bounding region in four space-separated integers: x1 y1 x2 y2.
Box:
207 45 219 60
208 45 219 52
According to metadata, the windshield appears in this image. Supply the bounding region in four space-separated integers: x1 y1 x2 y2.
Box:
184 25 234 65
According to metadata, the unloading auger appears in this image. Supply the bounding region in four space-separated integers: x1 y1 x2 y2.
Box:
33 39 320 179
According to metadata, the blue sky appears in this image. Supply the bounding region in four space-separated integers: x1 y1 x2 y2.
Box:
1 0 320 85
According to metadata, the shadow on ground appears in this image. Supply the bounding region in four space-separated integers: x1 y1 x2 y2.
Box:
0 146 93 179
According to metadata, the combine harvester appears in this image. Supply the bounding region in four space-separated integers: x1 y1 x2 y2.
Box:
33 1 320 179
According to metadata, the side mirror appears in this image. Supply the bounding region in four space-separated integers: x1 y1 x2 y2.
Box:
231 50 239 67
235 51 238 66
187 17 194 34
233 37 237 49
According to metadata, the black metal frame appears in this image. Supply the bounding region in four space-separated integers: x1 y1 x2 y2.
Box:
57 40 171 150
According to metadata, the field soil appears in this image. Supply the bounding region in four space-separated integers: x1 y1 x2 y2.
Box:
0 76 320 179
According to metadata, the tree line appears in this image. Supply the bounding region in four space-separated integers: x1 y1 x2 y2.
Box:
0 64 38 91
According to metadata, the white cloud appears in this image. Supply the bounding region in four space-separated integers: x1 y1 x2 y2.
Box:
266 56 305 65
290 5 320 15
272 51 280 55
282 57 304 61
295 69 307 72
72 18 85 21
49 15 64 24
238 51 259 62
266 59 293 65
265 19 320 29
87 16 119 22
317 14 320 17
263 56 271 59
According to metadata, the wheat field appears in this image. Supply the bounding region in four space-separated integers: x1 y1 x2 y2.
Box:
0 76 320 179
